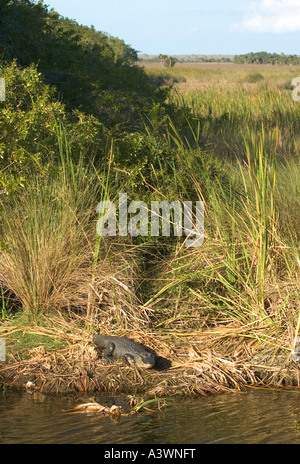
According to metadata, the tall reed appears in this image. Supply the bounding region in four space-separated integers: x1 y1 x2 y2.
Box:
144 111 298 361
0 127 96 320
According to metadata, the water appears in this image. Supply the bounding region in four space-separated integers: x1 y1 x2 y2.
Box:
1 386 300 444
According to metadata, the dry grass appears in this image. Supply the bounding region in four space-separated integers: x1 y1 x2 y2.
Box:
1 312 300 395
141 62 300 91
0 133 144 328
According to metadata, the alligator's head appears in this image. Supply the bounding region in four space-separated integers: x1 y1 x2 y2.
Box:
135 351 156 369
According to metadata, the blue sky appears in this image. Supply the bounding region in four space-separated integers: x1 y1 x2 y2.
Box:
45 0 300 55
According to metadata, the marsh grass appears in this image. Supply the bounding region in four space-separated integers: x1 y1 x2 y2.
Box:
2 64 300 394
169 86 300 162
0 126 141 329
0 125 95 320
0 283 7 319
139 103 300 369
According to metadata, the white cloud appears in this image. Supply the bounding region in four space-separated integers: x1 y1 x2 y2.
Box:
189 27 201 34
233 0 300 33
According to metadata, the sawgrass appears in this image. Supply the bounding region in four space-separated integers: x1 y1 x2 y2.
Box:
0 126 141 329
137 73 300 372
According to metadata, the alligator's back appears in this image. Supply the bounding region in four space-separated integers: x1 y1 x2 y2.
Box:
93 335 156 368
93 335 145 355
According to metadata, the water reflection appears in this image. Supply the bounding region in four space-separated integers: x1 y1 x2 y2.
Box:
1 386 300 444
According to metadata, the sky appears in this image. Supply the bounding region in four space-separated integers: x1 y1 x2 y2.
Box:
45 0 300 55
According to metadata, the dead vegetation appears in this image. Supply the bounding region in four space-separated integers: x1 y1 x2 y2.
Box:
1 312 300 396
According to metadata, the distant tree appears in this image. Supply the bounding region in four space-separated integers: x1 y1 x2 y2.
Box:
158 54 176 68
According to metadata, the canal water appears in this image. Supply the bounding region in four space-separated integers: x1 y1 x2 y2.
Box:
1 386 300 444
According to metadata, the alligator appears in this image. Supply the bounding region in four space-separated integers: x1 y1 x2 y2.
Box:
92 335 156 369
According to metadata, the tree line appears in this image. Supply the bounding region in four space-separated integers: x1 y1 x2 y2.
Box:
234 52 300 65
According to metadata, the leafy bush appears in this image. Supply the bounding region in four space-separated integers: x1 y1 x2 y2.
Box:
0 61 105 192
0 0 166 127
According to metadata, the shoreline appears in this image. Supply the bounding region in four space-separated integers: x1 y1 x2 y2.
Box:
1 332 299 396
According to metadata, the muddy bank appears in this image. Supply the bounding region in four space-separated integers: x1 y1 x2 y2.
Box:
1 340 300 396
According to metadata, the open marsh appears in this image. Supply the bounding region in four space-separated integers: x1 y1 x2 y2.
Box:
141 61 300 90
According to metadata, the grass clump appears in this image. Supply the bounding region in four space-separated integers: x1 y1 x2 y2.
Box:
245 72 265 83
0 126 140 329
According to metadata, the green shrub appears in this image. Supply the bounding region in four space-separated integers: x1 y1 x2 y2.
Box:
0 61 106 192
0 0 166 126
245 72 265 83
